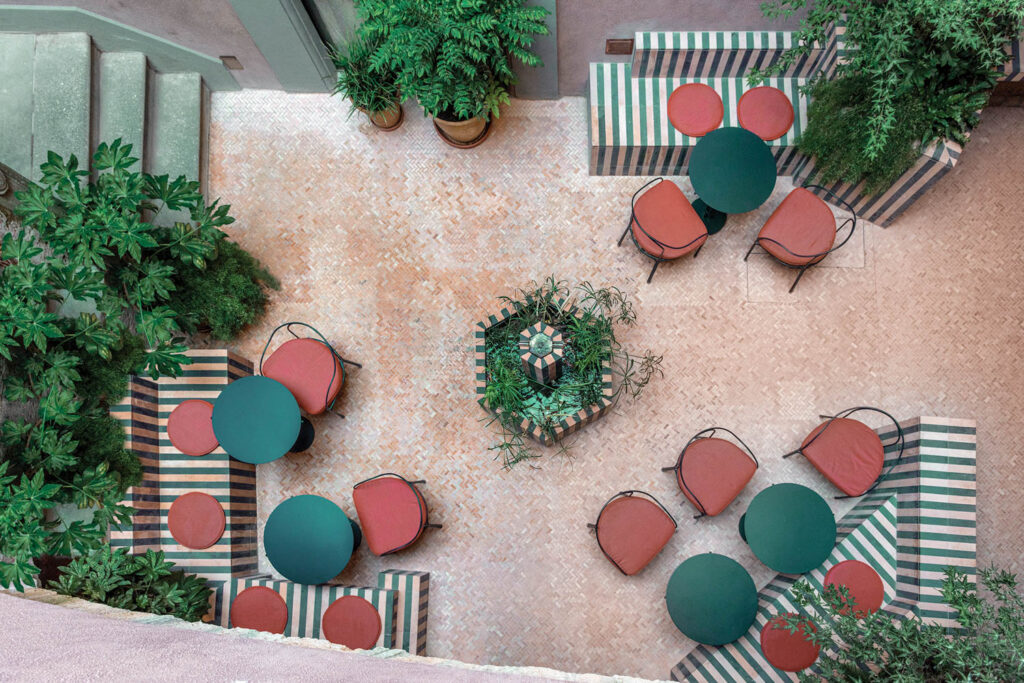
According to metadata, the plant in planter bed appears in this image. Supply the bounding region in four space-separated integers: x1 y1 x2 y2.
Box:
330 34 404 131
53 546 212 622
357 0 550 146
476 278 662 469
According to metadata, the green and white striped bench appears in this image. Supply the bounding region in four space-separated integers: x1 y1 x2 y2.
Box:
589 62 808 176
670 416 977 681
109 349 259 580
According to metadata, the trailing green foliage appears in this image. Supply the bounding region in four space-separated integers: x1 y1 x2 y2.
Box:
54 546 212 622
330 34 400 115
356 0 550 121
484 278 662 470
753 0 1024 190
167 239 278 340
778 566 1024 681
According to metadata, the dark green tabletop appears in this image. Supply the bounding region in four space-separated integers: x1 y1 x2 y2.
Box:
689 126 777 214
743 483 836 574
264 495 354 584
666 553 758 645
211 375 300 465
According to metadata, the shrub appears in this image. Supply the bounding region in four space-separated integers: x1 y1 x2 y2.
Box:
330 34 399 115
54 546 212 622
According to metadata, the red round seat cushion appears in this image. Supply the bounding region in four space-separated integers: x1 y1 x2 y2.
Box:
167 400 217 456
668 83 724 137
761 613 820 672
757 188 836 266
322 596 382 649
230 586 289 634
738 86 795 141
262 338 343 415
630 180 708 260
595 496 675 575
352 477 426 556
825 560 884 616
677 438 757 516
801 417 884 497
168 492 226 549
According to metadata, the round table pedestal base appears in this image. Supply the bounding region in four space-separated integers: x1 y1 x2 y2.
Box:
350 519 363 553
693 199 728 234
291 417 316 453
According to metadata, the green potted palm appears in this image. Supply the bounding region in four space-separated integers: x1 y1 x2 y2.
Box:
357 0 550 147
330 35 403 131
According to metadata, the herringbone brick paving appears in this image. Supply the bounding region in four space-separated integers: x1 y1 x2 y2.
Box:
207 92 1024 680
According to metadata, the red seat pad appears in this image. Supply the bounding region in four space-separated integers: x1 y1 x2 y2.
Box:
738 86 795 141
321 596 382 650
167 400 217 456
760 613 820 672
262 338 343 415
630 180 708 260
757 188 836 266
677 438 757 516
230 586 289 634
167 492 226 550
595 496 675 575
824 560 884 616
352 477 426 556
801 417 885 497
667 83 724 137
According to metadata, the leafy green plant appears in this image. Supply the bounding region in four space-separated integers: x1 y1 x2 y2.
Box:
483 278 663 469
753 0 1024 190
777 566 1024 681
53 546 212 622
357 0 550 121
330 34 399 114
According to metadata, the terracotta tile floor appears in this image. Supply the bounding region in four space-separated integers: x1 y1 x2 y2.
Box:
208 93 1024 680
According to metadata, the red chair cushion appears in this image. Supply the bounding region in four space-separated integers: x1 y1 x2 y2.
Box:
167 400 217 456
667 83 724 137
595 496 675 575
757 188 836 266
352 476 426 556
738 86 794 141
168 492 225 550
262 337 343 415
631 180 708 260
321 596 382 649
824 560 884 616
760 613 820 672
676 438 757 516
801 417 885 497
230 586 288 634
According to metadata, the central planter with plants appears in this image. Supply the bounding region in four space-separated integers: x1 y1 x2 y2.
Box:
474 279 662 469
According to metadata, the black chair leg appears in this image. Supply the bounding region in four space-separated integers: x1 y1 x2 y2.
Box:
781 448 802 459
341 357 362 368
789 266 809 293
410 479 426 485
425 523 443 530
617 223 630 247
692 244 703 259
743 241 757 262
660 466 676 472
646 261 659 283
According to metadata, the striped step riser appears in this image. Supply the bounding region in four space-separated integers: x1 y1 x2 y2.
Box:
109 377 162 553
590 145 806 178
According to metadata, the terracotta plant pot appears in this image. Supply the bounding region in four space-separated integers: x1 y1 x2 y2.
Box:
360 101 404 131
433 113 491 148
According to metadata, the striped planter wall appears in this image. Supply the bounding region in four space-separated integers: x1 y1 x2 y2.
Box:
109 377 161 554
630 31 820 79
210 576 397 648
997 37 1024 81
589 63 808 176
669 416 977 681
379 569 430 655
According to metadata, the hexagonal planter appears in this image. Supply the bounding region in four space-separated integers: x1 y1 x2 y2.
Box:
473 298 615 446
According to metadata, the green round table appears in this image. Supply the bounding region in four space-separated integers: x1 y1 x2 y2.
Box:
264 495 355 584
741 483 836 574
211 375 301 465
688 126 777 233
666 553 758 645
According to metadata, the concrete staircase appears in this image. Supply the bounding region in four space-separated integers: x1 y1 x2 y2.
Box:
0 31 207 190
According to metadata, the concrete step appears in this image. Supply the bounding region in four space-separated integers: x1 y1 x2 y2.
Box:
146 70 201 184
32 32 92 181
0 33 36 179
97 51 147 172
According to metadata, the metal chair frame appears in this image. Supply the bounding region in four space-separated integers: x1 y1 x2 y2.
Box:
353 472 443 555
618 177 709 283
661 427 758 518
743 183 858 293
782 406 906 498
586 490 677 576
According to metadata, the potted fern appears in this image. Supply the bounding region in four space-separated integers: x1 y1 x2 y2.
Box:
331 35 403 131
357 0 549 147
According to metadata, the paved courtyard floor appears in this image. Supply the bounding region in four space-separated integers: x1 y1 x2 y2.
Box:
208 93 1024 680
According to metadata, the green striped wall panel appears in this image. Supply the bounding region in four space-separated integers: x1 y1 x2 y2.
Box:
631 30 822 80
379 569 430 655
